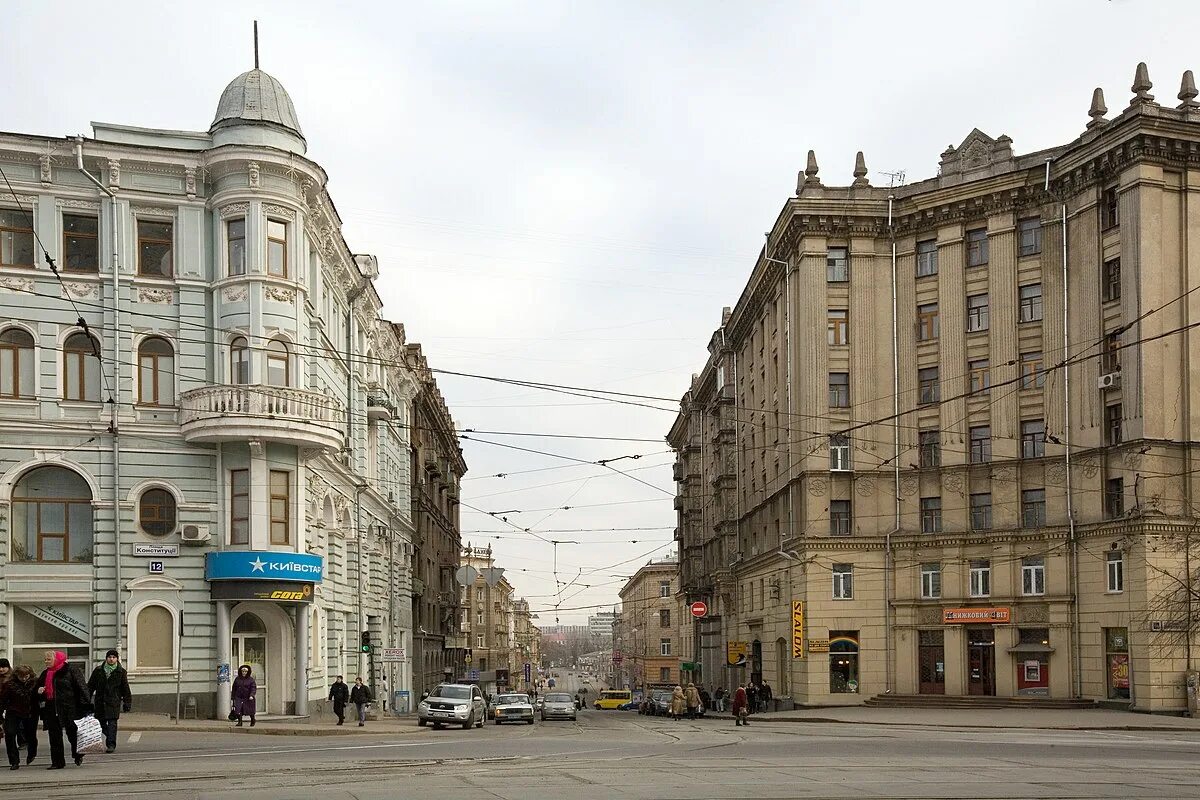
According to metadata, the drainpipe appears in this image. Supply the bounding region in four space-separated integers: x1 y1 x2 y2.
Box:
76 136 123 653
883 193 900 694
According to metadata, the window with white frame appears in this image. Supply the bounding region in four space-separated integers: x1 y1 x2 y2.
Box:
920 563 941 599
1106 550 1124 593
133 603 176 670
660 638 672 656
832 563 853 599
1022 556 1046 596
969 560 991 597
659 580 671 598
829 433 851 471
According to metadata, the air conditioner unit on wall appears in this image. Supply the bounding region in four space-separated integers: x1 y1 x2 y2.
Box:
1098 373 1121 390
180 524 211 545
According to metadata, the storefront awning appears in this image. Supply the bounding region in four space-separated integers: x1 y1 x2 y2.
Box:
1007 643 1055 654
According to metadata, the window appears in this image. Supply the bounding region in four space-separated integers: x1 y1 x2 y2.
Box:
917 302 939 341
1107 551 1124 593
832 563 853 599
830 499 851 536
969 425 991 463
137 219 173 277
1022 489 1046 528
966 228 989 267
62 214 99 272
229 336 250 384
1102 185 1119 229
266 339 289 387
227 218 246 276
916 239 938 276
659 609 671 628
10 466 93 563
63 332 101 402
1105 477 1124 518
267 219 288 278
1021 419 1045 458
918 367 940 405
827 309 848 346
0 328 35 399
969 559 991 597
920 563 941 599
920 497 942 533
660 639 672 657
1105 403 1122 445
477 635 484 648
829 433 851 471
1022 556 1046 596
230 469 249 545
1019 351 1045 389
1102 332 1121 375
966 294 989 332
476 611 483 625
827 247 848 282
659 580 671 598
476 587 484 602
0 209 35 267
139 488 177 536
134 604 176 670
270 470 290 545
918 430 940 468
968 359 990 394
659 667 671 682
829 372 850 408
829 630 859 693
1018 284 1043 323
1103 258 1121 302
137 337 175 406
1018 217 1042 256
970 493 992 531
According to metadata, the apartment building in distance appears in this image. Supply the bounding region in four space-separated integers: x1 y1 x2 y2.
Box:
588 610 617 641
459 545 539 691
614 558 684 691
669 63 1200 712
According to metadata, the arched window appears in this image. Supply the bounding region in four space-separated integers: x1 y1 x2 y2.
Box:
0 328 35 399
11 466 93 563
133 604 176 670
266 339 289 387
63 332 101 402
139 488 177 536
229 337 249 384
137 337 174 406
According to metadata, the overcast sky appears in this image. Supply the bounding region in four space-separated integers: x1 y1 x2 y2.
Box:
4 1 1194 624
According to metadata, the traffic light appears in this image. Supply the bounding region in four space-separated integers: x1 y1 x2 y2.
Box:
360 631 372 654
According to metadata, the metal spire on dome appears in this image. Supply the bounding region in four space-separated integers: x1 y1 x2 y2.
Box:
254 20 260 70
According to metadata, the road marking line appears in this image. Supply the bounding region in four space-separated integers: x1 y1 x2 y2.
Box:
127 732 141 743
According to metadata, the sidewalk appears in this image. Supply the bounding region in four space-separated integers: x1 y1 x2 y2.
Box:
119 712 426 736
744 705 1200 731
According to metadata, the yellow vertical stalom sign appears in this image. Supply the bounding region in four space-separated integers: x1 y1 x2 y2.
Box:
791 600 804 659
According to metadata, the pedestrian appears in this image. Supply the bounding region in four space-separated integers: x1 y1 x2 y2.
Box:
699 686 711 713
86 649 131 753
328 676 349 726
231 665 257 727
731 685 749 726
759 680 773 713
36 650 91 769
670 685 685 720
0 663 39 769
684 683 700 720
746 683 759 716
349 677 373 727
714 686 726 713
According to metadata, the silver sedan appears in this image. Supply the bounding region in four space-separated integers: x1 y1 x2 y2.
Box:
540 692 578 721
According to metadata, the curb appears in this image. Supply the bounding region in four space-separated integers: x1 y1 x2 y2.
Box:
120 720 424 737
746 715 1200 733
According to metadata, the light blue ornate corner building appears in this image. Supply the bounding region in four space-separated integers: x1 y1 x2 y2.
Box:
0 64 426 717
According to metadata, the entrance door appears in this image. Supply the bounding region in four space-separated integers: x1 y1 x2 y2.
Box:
966 628 995 696
917 630 945 694
232 612 269 711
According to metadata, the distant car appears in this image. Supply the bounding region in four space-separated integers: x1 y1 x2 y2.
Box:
493 693 535 725
640 691 670 716
418 684 486 729
541 692 577 721
616 700 638 711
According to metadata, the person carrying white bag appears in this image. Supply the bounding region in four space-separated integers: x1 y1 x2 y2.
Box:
35 650 92 769
73 715 106 756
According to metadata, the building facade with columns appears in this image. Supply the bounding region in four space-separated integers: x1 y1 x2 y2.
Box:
0 64 425 717
670 63 1200 712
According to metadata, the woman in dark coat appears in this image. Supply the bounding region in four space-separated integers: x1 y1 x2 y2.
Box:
87 649 132 752
731 685 749 726
0 663 40 769
231 665 257 727
36 650 92 768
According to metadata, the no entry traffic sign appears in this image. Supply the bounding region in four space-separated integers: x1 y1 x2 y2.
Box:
690 601 708 618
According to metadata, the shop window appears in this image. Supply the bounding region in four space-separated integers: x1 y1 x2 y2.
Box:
62 214 99 272
0 209 35 267
969 559 991 597
1018 283 1043 323
968 359 990 394
1022 489 1046 528
11 466 94 563
137 219 173 277
0 328 35 399
63 332 101 402
1107 551 1124 593
916 240 938 277
832 563 853 599
137 337 175 406
139 488 177 536
826 247 848 282
920 497 942 533
227 218 246 276
918 430 940 468
966 294 989 332
1021 556 1046 596
829 631 859 693
133 604 176 670
966 228 988 267
9 605 89 669
920 563 941 599
230 469 249 545
1105 628 1130 700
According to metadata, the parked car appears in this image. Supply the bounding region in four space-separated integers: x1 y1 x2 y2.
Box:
640 690 671 716
493 693 535 725
541 692 578 721
417 684 486 729
616 699 639 711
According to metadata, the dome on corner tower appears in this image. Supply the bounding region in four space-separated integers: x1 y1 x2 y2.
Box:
210 69 306 151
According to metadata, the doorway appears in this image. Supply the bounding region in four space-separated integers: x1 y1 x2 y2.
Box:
232 612 269 711
966 628 995 696
917 630 945 694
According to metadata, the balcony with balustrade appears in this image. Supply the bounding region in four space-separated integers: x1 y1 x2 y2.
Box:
180 384 345 451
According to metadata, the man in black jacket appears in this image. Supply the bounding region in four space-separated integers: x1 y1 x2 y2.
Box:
349 677 373 727
87 650 132 753
328 676 349 726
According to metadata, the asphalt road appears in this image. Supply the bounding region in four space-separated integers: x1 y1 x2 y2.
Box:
3 709 1198 799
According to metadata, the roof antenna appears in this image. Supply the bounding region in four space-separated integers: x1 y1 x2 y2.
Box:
253 20 260 69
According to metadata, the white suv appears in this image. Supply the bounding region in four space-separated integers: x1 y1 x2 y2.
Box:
418 683 486 729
